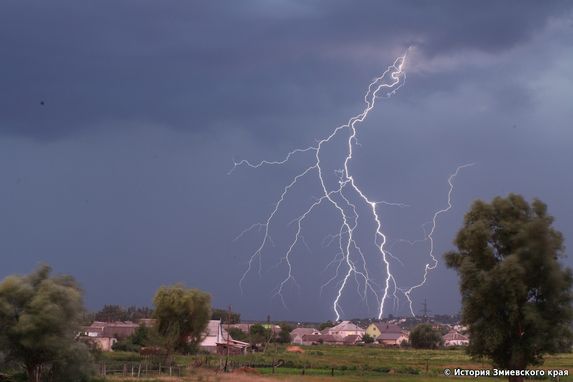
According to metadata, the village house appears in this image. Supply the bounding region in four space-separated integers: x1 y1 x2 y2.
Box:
200 320 250 354
442 330 469 347
79 321 140 351
343 334 363 345
290 327 320 344
365 322 409 346
323 321 365 338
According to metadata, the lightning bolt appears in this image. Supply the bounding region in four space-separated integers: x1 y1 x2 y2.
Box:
232 54 406 320
401 163 475 316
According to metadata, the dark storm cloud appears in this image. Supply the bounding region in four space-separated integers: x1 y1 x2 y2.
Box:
0 0 570 139
1 1 573 320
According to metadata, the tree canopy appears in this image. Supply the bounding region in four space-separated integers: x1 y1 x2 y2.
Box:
211 308 240 324
153 284 211 354
94 304 153 322
409 324 443 349
445 194 573 377
0 265 94 382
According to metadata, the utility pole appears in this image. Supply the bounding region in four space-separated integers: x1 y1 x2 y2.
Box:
224 305 231 372
421 298 431 322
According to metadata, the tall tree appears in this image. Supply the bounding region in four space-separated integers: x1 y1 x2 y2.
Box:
445 194 573 381
0 265 94 382
409 323 443 349
153 284 211 354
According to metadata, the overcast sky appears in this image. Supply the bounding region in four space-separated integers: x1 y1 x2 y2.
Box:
1 1 572 321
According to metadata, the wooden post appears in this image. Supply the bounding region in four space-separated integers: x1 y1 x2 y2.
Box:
137 363 141 378
224 305 231 372
169 366 172 376
331 367 334 376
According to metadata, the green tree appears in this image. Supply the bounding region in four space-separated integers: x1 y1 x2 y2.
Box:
211 308 240 324
362 333 375 344
94 304 127 322
445 194 573 381
0 265 94 382
276 324 293 344
248 324 271 345
153 284 211 354
228 327 248 342
409 324 443 349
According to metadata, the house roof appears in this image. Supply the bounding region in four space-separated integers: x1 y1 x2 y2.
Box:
443 331 468 341
205 320 223 337
377 332 405 341
100 321 139 339
328 321 364 333
372 322 402 333
320 334 344 343
291 328 319 336
343 334 362 344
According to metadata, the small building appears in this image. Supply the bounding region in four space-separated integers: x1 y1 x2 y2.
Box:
216 339 251 355
78 321 139 351
366 322 409 346
200 320 229 353
443 331 469 347
377 332 409 346
365 322 401 339
343 334 362 345
290 328 320 344
323 321 365 337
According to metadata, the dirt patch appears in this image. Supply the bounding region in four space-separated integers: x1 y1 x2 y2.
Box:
286 346 305 353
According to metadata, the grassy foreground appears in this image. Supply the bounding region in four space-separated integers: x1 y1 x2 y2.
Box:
101 345 573 381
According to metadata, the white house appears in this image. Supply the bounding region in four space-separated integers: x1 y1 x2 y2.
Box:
323 321 365 338
200 320 229 353
443 330 469 347
290 327 320 344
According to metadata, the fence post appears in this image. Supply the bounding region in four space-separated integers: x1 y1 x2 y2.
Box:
137 363 141 378
169 366 172 376
331 367 334 376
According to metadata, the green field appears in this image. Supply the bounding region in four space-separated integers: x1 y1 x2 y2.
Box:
102 345 573 381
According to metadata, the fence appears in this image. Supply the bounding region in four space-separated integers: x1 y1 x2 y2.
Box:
98 362 185 378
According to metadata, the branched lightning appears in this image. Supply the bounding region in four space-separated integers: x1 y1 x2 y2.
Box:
401 163 475 316
231 53 472 320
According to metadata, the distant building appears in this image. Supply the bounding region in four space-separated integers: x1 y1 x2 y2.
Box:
443 330 469 347
365 322 409 346
343 334 363 345
377 332 409 346
290 327 320 344
200 320 229 353
78 321 139 351
323 321 365 337
200 320 250 354
365 322 401 338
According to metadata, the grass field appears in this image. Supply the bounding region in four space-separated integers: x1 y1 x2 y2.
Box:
101 345 573 381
